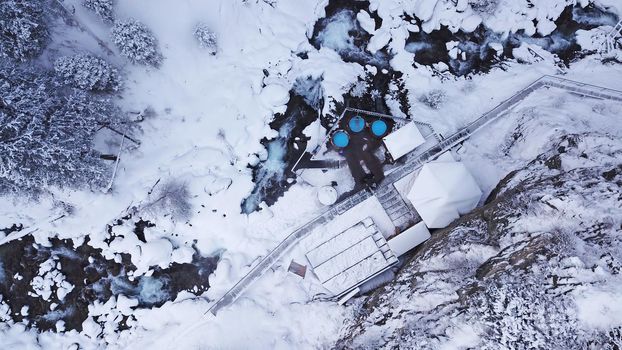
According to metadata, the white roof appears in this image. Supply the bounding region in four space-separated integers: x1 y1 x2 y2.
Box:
407 161 482 228
317 186 338 206
383 122 426 160
387 222 431 257
306 220 397 295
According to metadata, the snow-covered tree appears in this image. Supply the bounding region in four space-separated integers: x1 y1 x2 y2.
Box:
0 0 49 61
418 89 447 109
469 0 499 15
82 0 115 24
193 23 217 54
0 64 124 192
54 54 121 92
111 19 162 66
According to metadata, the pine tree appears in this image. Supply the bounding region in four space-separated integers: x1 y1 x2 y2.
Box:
193 23 217 55
82 0 115 24
0 0 49 61
0 64 125 192
54 54 121 92
111 19 162 66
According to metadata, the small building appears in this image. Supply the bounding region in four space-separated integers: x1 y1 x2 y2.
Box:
387 222 431 257
407 160 482 228
305 218 397 296
382 122 426 161
287 260 307 278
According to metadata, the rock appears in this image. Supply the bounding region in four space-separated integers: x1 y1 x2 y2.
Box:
337 133 622 349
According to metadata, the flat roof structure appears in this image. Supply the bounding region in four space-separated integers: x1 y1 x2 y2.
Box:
383 122 426 161
306 218 398 296
387 222 431 257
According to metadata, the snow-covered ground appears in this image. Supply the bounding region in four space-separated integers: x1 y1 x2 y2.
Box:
1 0 622 348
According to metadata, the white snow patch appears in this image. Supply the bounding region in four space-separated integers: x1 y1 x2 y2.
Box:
29 258 74 302
575 289 622 330
367 29 391 53
132 239 174 276
116 295 139 316
357 10 376 34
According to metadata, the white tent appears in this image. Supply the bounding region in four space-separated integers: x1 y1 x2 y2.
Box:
407 161 482 229
387 222 431 257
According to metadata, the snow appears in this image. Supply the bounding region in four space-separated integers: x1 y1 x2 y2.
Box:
132 239 174 276
55 321 66 333
324 196 396 239
29 258 74 302
1 0 622 348
259 83 290 109
323 251 390 295
576 289 622 329
170 246 194 264
387 222 431 257
315 10 359 53
291 49 365 115
367 29 391 54
303 218 397 296
460 14 482 32
576 27 610 51
407 161 482 228
317 186 338 206
356 10 376 34
383 122 427 160
415 0 439 22
307 223 371 266
438 324 481 350
313 236 381 282
116 295 139 316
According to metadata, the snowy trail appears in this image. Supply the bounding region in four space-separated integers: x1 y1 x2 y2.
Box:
202 74 622 319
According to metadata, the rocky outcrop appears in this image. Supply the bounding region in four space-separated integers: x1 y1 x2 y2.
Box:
336 133 622 349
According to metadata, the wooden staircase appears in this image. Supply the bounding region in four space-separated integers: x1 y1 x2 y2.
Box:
374 185 417 234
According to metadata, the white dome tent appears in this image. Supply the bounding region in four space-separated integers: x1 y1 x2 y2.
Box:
407 160 482 229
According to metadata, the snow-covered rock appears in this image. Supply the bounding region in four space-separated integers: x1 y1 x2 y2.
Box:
131 239 174 276
356 10 376 34
116 295 139 316
367 29 391 54
259 84 290 108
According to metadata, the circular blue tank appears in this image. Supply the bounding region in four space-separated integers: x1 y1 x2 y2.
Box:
332 130 349 148
371 120 388 136
348 116 365 133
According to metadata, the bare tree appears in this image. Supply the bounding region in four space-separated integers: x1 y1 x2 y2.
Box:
145 179 192 221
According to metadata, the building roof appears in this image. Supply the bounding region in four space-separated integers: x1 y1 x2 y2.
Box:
407 161 482 229
287 260 307 278
387 222 431 257
306 219 397 296
383 122 426 160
